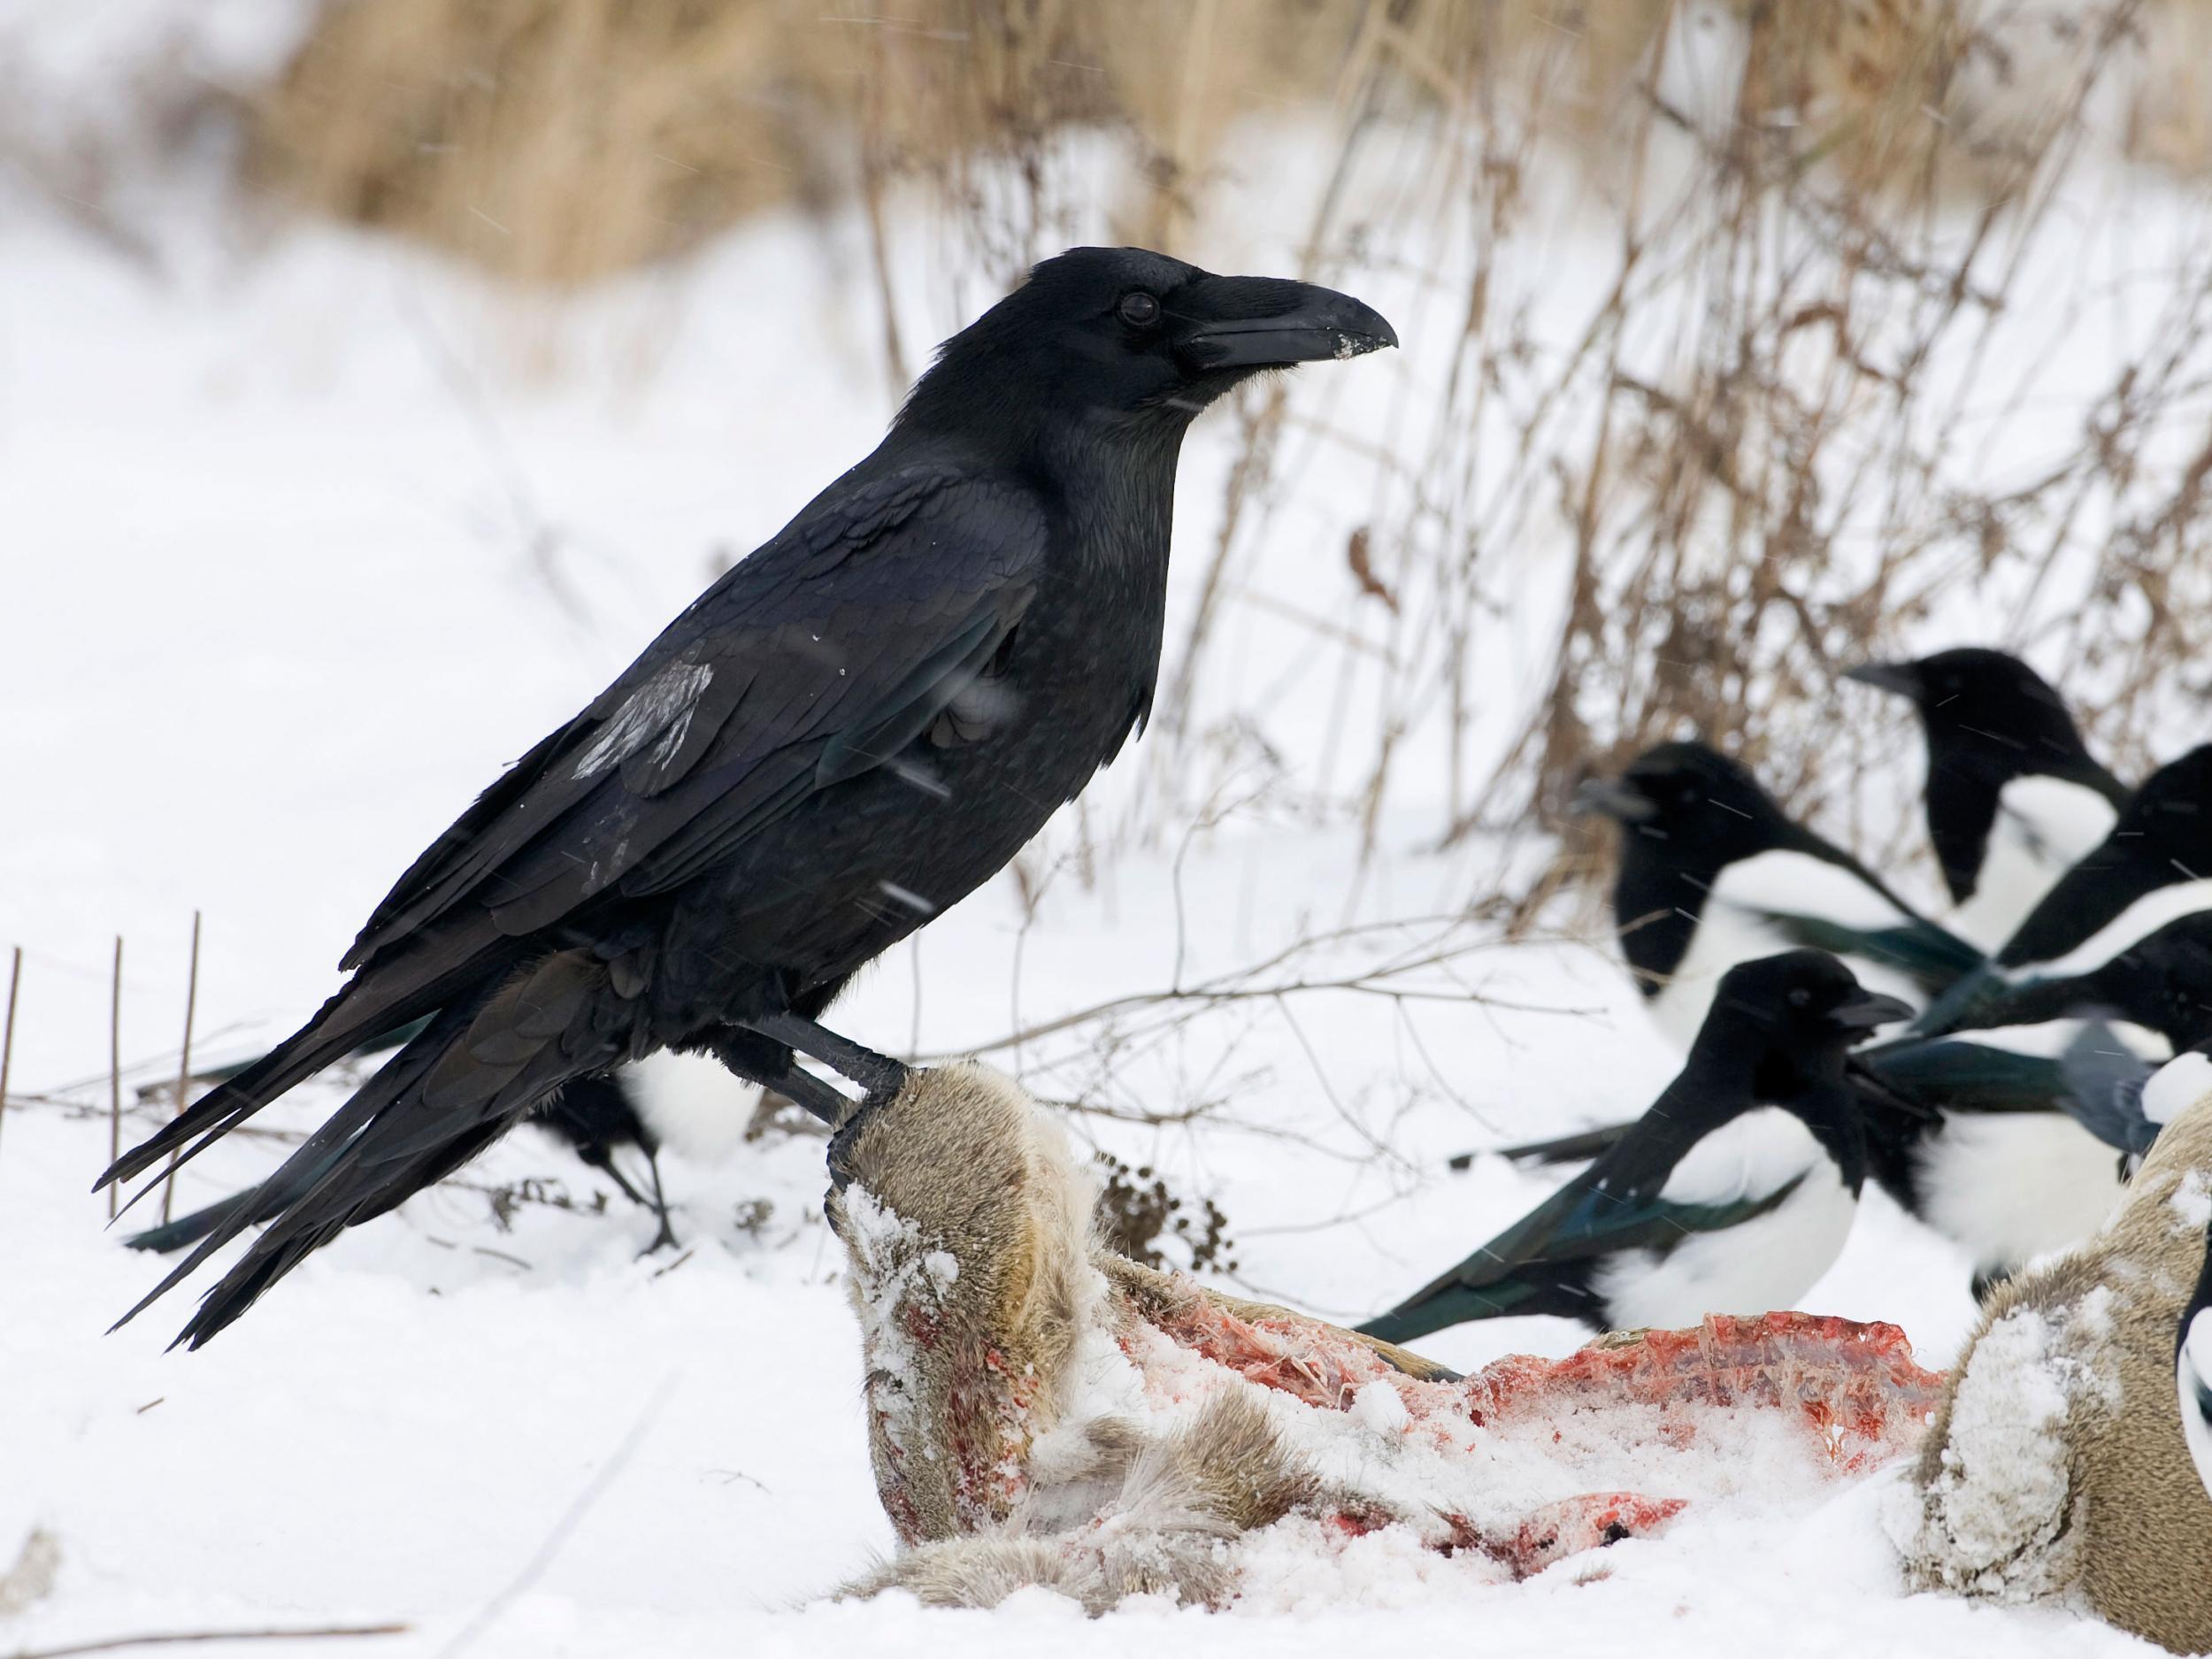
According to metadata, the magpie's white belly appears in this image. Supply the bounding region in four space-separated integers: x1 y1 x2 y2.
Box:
1590 1110 1856 1329
2181 1310 2212 1500
626 1048 761 1163
1645 849 1929 1051
1911 1110 2124 1278
1949 777 2119 951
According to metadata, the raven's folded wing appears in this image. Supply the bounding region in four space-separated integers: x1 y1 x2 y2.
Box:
343 465 1047 969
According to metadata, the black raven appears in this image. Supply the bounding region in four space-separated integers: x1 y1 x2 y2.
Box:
100 245 1394 1345
122 1069 680 1258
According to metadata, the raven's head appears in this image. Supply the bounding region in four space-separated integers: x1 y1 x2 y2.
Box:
901 246 1395 439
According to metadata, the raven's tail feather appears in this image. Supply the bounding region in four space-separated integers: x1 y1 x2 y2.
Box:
96 961 473 1195
112 950 623 1348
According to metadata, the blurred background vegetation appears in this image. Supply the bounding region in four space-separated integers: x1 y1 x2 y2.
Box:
15 0 2212 900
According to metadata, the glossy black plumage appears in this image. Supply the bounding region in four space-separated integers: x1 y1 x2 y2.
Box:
96 246 1394 1347
125 1071 677 1256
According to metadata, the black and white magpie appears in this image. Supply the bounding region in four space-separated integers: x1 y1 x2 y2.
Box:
1574 741 1983 1049
1358 950 1909 1343
2180 1219 2212 1502
1492 1031 2129 1301
1916 744 2212 1037
1844 648 2127 949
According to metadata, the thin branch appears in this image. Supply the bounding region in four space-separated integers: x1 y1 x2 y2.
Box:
158 912 200 1226
437 1372 680 1658
107 935 123 1219
8 1625 406 1659
0 946 19 1170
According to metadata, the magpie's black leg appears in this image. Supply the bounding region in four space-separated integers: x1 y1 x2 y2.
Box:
707 1028 850 1126
743 1011 910 1099
638 1145 679 1255
585 1149 653 1213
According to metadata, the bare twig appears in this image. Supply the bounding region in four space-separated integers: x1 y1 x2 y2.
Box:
438 1373 680 1658
0 946 19 1170
107 935 123 1218
7 1624 406 1659
158 912 200 1226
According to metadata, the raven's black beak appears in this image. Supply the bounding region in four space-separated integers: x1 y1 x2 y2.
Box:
1179 276 1397 370
1831 990 1916 1032
1843 660 1923 701
1571 778 1655 823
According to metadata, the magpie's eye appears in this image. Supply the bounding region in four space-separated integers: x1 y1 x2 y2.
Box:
1118 291 1162 328
1788 987 1812 1008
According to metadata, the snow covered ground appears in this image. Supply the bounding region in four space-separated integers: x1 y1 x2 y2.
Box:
0 20 2171 1655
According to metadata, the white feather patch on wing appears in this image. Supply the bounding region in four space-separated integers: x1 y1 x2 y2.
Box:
1592 1109 1854 1328
2019 876 2212 982
1948 776 2120 950
1646 849 1928 1050
1949 1018 2168 1063
571 659 715 780
2147 1051 2212 1129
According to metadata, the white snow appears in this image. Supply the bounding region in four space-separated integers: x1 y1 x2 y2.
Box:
1888 1302 2089 1602
0 6 2175 1651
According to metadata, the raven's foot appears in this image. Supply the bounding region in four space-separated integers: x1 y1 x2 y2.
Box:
708 1028 852 1126
743 1010 910 1099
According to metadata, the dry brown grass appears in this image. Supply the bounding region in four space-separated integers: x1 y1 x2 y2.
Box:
248 2 1694 285
242 0 2212 887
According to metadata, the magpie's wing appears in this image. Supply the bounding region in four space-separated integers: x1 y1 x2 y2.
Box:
1855 1036 2070 1113
1363 1146 1801 1340
1766 911 1986 996
1487 1120 1635 1167
342 465 1046 968
2057 1020 2162 1156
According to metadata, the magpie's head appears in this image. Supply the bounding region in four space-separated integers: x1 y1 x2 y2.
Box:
1704 949 1912 1075
1844 648 2092 777
1572 741 1792 859
898 246 1395 442
2121 742 2212 857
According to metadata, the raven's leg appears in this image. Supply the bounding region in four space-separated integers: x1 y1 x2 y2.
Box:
742 1010 910 1098
707 1028 851 1126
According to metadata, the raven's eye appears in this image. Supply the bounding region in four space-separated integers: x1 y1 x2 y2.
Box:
1117 291 1161 328
1789 987 1811 1008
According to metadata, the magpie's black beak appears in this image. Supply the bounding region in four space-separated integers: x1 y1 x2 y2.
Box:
1830 990 1916 1032
1571 778 1656 823
1843 660 1923 701
1177 276 1397 370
